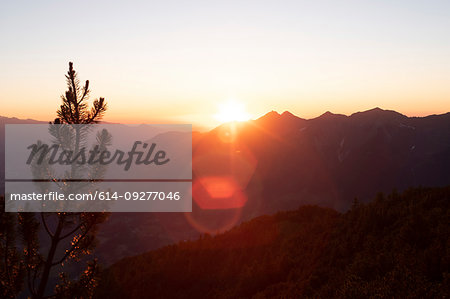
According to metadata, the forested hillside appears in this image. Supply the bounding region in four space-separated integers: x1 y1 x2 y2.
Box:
96 186 450 298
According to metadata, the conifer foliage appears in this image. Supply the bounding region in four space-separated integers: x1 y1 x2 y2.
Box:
1 62 109 299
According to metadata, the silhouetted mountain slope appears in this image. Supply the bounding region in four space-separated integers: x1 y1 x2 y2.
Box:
195 108 450 214
2 109 450 266
0 116 46 194
303 187 450 298
96 186 450 298
94 108 450 264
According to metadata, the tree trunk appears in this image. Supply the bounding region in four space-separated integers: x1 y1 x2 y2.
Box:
35 217 63 299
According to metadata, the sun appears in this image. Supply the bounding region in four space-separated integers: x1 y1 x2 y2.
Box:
214 99 251 123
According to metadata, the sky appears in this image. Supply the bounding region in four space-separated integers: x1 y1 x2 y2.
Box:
1 0 449 129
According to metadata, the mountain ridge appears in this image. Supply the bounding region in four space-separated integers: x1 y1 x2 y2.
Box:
1 109 450 265
253 107 448 124
3 107 449 129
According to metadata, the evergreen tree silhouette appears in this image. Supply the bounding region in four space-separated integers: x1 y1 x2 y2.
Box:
20 62 109 298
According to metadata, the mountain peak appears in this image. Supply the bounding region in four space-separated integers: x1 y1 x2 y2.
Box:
321 111 334 117
350 107 406 120
281 111 306 120
281 111 295 117
254 110 306 132
257 110 308 123
257 110 281 122
265 110 281 117
315 111 347 120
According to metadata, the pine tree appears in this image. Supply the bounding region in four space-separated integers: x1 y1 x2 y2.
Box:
57 62 107 124
21 62 109 298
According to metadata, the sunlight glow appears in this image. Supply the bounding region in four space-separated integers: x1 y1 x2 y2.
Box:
214 99 251 123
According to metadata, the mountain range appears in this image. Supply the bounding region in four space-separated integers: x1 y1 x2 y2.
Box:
1 108 450 264
205 107 450 213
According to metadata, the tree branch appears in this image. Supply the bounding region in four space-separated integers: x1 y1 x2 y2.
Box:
59 223 83 240
27 267 35 297
51 223 93 266
41 213 54 238
79 80 89 103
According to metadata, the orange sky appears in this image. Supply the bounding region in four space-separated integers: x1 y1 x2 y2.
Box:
1 1 449 130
